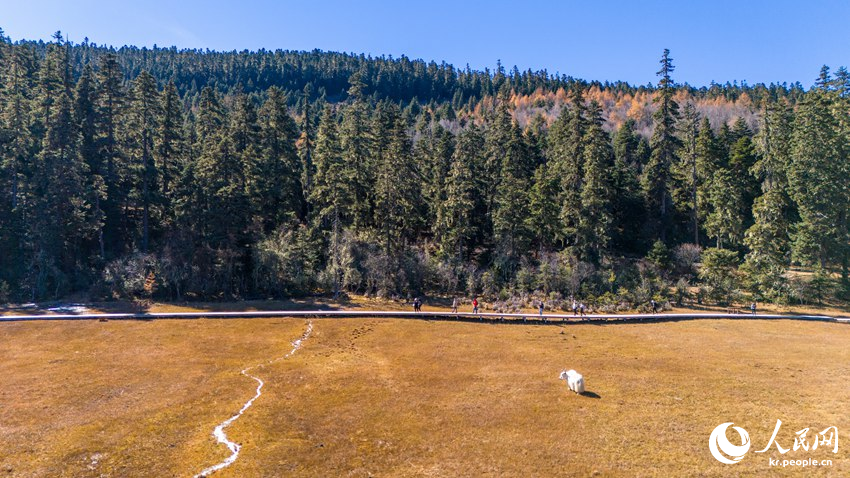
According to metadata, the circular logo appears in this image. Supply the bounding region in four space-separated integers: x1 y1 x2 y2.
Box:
709 422 751 464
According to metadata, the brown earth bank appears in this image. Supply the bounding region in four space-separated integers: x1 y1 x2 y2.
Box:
2 314 849 477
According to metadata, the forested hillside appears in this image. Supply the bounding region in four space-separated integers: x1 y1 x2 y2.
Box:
1 30 848 307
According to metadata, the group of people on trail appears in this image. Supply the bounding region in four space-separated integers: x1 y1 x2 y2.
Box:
413 297 422 312
423 297 479 314
571 299 586 317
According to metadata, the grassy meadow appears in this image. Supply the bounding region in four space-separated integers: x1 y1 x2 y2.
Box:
1 302 849 476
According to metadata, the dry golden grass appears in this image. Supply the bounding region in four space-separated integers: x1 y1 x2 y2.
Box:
2 312 849 477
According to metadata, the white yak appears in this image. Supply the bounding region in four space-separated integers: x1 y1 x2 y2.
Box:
559 369 585 394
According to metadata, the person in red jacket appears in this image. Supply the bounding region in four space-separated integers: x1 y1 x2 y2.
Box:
472 297 479 314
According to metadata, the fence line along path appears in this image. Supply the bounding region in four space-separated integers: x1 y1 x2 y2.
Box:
1 309 849 324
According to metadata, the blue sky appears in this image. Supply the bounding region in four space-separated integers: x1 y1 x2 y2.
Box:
2 0 848 87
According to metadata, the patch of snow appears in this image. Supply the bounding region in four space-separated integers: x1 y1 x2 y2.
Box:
47 304 89 314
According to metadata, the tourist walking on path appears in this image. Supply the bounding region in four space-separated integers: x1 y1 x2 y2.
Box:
413 297 421 312
650 299 658 314
579 302 586 317
572 299 578 316
751 302 756 315
472 297 479 314
538 301 544 316
451 297 458 313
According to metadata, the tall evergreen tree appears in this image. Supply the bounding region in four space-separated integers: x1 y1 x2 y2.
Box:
95 52 125 256
428 125 455 243
674 102 700 244
0 42 36 287
252 86 302 232
185 87 253 295
728 118 759 225
528 162 560 253
493 121 534 278
373 103 420 254
340 72 374 229
788 70 849 275
482 88 514 242
297 83 315 220
311 106 352 296
613 118 640 168
73 64 104 258
126 70 160 252
643 49 681 243
156 81 184 220
440 124 484 261
27 35 89 298
743 99 794 297
577 101 615 263
704 168 744 249
550 85 587 245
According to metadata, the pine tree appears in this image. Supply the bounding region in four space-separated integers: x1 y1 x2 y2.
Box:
196 85 224 142
297 83 315 220
1 43 35 204
227 88 263 248
0 42 36 287
743 188 791 298
788 72 849 274
728 118 759 225
252 86 302 232
95 52 125 256
691 117 723 243
610 146 645 253
493 121 534 278
179 86 224 241
340 73 374 229
525 113 548 166
194 88 249 251
27 35 89 298
374 103 420 254
483 88 514 242
428 125 455 243
704 168 744 249
528 162 560 253
578 101 615 263
156 81 184 220
311 106 352 296
674 102 700 244
126 70 161 252
440 124 484 261
614 118 640 168
550 85 587 245
743 99 794 297
643 49 681 243
73 64 105 259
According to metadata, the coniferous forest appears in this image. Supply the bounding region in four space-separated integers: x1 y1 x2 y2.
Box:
1 30 849 307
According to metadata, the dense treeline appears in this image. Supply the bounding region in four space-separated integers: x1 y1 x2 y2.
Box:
13 35 806 108
1 32 849 307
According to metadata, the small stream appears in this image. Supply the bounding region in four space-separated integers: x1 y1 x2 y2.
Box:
194 321 313 477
